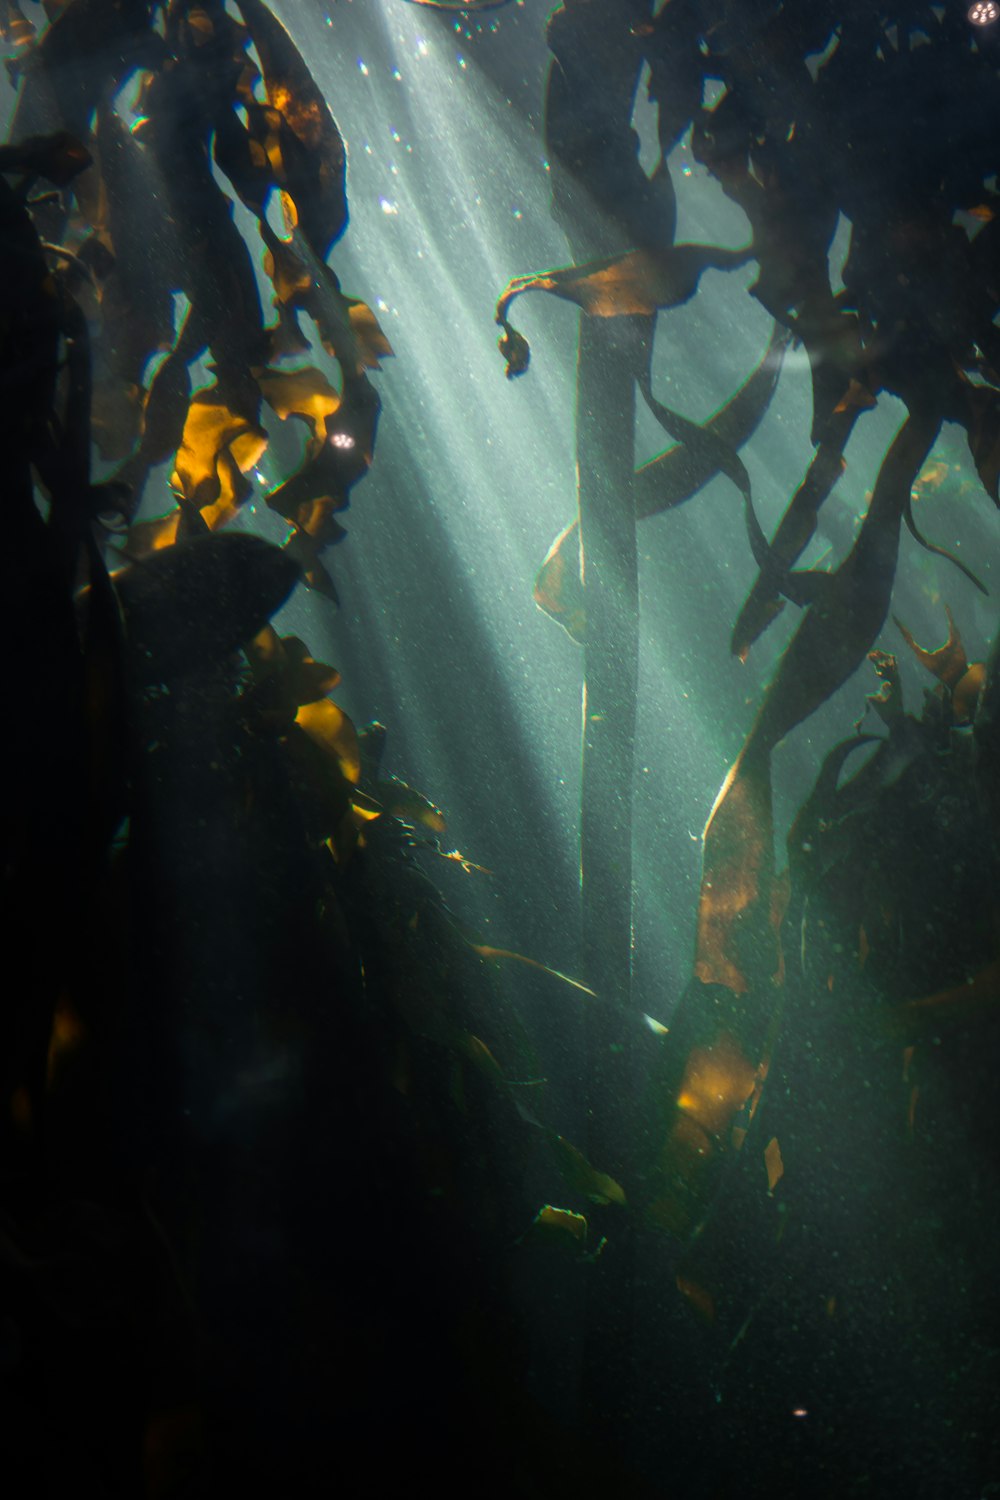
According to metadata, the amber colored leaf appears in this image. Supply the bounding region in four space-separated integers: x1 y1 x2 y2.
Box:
675 1031 758 1138
346 296 394 364
258 364 340 443
518 1205 590 1253
953 662 986 724
295 698 361 785
894 606 968 688
172 386 267 512
549 1135 626 1207
122 510 181 560
763 1136 784 1192
696 751 776 994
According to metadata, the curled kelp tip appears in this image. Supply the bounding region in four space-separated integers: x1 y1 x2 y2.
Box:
496 317 530 379
894 607 987 726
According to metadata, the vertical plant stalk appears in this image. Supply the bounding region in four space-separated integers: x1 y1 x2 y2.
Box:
577 315 640 1022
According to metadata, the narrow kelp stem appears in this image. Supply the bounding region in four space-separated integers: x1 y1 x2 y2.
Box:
578 314 641 1019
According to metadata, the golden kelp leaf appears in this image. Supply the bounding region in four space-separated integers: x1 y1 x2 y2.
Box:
675 1031 758 1138
953 662 986 724
518 1205 589 1253
123 510 181 559
172 387 267 510
347 297 394 363
534 520 585 643
764 1136 784 1192
894 606 968 688
696 750 775 994
295 698 361 784
549 1134 626 1206
258 364 340 443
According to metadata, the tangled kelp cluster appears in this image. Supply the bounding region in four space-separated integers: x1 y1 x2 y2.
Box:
501 0 1000 993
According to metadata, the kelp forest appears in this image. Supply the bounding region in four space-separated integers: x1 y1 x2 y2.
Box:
1 0 999 1494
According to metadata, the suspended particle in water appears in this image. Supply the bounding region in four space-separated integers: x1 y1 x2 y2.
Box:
379 197 398 215
969 0 998 21
357 58 369 75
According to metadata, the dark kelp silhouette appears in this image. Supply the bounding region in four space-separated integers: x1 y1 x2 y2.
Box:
0 10 624 1493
